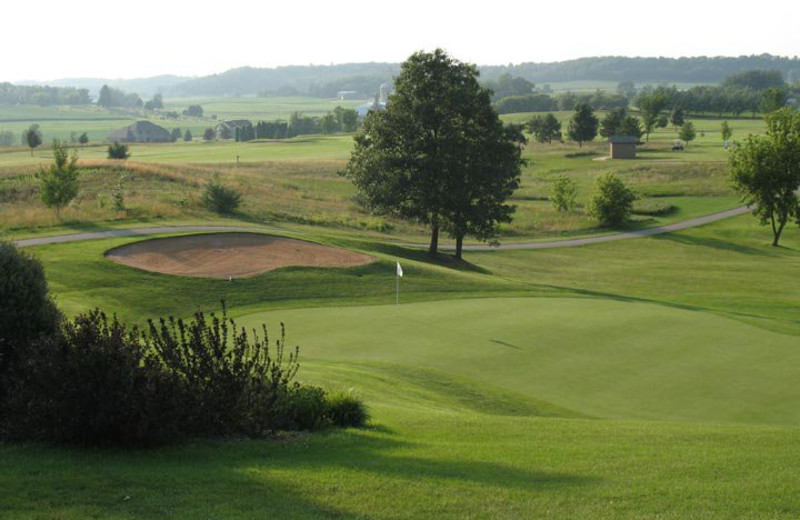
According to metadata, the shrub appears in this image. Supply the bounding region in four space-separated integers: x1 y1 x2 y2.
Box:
107 141 130 160
0 242 61 408
326 388 369 427
276 386 329 431
202 181 242 214
144 310 301 437
551 176 578 212
587 172 636 227
4 304 346 446
4 310 183 446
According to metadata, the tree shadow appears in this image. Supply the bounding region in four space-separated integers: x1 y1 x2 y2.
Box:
355 240 492 275
652 232 771 257
3 429 597 519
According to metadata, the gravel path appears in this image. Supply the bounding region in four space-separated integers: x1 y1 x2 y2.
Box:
14 206 749 251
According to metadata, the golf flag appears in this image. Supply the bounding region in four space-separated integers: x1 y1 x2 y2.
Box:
396 262 403 277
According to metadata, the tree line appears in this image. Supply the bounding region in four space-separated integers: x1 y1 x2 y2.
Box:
0 83 91 106
231 107 358 142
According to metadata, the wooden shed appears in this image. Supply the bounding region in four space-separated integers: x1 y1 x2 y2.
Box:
609 136 638 159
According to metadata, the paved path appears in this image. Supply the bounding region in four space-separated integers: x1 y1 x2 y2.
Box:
14 206 750 251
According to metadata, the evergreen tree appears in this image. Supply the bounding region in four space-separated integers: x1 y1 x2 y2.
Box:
567 103 598 147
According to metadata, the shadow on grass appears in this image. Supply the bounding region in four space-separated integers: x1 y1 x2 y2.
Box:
2 430 596 518
652 232 771 257
349 240 493 275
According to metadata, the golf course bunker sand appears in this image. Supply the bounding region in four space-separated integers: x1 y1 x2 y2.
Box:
105 233 373 278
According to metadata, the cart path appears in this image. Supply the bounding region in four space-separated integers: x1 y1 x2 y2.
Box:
13 206 750 251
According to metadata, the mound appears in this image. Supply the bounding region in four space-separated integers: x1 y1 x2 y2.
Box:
105 233 372 278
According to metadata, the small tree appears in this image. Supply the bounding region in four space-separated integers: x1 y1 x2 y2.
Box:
678 122 696 145
39 139 79 218
619 116 644 141
78 132 89 147
599 108 626 139
529 113 561 144
551 176 578 212
24 125 42 156
670 107 685 131
107 141 130 160
721 121 733 143
182 105 203 118
170 128 182 142
730 107 800 246
203 127 215 141
183 129 193 142
567 103 598 147
587 172 636 227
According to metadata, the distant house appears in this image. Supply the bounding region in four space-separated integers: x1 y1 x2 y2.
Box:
215 120 252 140
107 121 171 143
337 90 360 100
609 135 638 159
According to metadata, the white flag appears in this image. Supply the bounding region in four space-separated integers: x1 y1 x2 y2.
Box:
396 262 403 277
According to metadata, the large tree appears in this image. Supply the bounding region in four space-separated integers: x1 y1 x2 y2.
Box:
567 103 598 147
730 108 800 246
343 49 526 259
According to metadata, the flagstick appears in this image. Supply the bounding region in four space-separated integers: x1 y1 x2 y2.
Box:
396 273 399 306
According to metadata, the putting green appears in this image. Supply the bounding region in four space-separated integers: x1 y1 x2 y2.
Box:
240 297 800 426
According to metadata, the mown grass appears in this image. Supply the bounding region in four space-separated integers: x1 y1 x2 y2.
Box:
5 206 800 518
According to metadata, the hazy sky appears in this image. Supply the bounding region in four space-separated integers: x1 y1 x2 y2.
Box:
4 0 799 81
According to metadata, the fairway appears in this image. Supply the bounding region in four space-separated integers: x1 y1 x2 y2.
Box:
239 297 800 426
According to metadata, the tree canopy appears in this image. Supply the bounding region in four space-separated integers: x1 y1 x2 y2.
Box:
343 49 526 259
730 108 800 246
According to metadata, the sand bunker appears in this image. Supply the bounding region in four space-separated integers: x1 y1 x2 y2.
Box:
105 233 372 279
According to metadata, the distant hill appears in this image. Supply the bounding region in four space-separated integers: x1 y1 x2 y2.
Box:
16 55 800 100
166 55 800 97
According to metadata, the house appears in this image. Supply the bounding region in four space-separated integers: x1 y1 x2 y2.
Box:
107 121 171 143
215 120 253 140
609 135 638 159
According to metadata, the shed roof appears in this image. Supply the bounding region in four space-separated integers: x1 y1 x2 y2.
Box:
609 136 638 144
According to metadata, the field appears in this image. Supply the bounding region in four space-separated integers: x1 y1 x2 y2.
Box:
3 99 800 519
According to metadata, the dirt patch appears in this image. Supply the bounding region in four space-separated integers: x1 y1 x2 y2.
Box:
105 233 373 279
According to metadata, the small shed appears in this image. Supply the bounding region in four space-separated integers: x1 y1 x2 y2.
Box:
609 136 638 159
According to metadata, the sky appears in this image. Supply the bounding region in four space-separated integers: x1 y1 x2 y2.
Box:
3 0 799 82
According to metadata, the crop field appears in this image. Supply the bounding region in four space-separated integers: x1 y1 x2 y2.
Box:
3 99 799 518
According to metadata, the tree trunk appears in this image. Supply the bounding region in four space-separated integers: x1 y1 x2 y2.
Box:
455 234 463 260
773 218 786 247
428 220 439 256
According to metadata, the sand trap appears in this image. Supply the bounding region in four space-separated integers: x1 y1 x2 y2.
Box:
105 233 372 279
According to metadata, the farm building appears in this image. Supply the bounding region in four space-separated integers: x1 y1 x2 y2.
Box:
215 120 253 140
609 135 638 159
107 121 171 143
356 82 394 117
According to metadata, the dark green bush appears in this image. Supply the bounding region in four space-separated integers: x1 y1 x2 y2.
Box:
107 141 130 160
277 386 329 430
201 181 242 214
326 389 369 427
0 242 61 407
145 310 301 437
4 310 182 446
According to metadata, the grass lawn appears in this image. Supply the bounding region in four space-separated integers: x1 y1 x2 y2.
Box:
3 107 799 518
